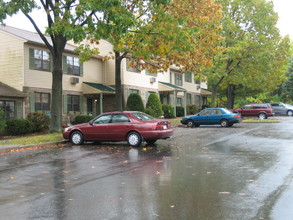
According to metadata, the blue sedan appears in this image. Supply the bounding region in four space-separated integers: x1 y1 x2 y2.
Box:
181 108 242 127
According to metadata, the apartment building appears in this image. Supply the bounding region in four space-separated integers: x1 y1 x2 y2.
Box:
0 25 210 124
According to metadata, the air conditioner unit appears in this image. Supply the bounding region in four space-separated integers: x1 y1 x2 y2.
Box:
150 77 156 83
70 77 79 84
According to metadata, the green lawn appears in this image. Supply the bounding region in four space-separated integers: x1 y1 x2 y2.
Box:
0 133 64 146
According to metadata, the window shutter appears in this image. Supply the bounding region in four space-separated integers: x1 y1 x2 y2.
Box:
63 94 68 114
29 92 35 112
63 56 67 74
29 48 35 69
80 95 84 114
16 101 23 118
80 63 83 77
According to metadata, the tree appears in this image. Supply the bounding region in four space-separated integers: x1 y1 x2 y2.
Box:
282 58 293 101
206 0 291 108
84 0 223 110
0 0 223 131
0 0 97 132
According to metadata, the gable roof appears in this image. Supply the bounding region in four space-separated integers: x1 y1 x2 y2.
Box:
0 25 83 53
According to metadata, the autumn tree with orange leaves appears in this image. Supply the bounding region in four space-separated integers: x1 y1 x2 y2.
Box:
85 0 223 110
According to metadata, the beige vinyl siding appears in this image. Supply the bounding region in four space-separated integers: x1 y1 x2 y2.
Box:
0 31 25 91
24 44 52 89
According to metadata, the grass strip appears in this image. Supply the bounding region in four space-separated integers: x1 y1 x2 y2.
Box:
0 133 64 145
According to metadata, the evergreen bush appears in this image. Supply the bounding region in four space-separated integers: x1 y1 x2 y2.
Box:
176 106 185 117
0 109 6 133
27 112 50 132
186 105 200 115
162 104 175 118
6 119 32 135
146 93 163 117
126 93 145 112
145 108 155 117
73 115 95 125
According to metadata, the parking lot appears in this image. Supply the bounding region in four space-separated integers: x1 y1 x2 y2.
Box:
0 117 293 219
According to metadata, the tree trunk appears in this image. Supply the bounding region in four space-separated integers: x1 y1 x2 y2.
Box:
50 52 64 133
211 84 217 107
227 84 235 109
115 51 124 111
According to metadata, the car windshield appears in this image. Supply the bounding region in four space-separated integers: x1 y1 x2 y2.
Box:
285 104 293 107
221 108 233 114
131 112 154 121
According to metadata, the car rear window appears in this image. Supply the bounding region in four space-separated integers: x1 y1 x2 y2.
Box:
131 112 154 121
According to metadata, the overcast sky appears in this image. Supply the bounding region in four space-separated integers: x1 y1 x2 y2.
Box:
4 0 293 39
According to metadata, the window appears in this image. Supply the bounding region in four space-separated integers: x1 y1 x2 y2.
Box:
175 73 183 86
0 101 15 120
35 92 50 111
186 94 192 105
213 109 223 115
195 95 200 106
199 109 211 116
132 112 154 121
93 114 112 124
65 56 80 76
67 95 80 112
30 49 51 71
112 114 130 123
126 59 140 73
185 72 192 83
176 98 182 107
129 89 139 94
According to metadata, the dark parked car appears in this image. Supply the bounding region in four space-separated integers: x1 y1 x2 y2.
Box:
231 103 274 119
270 102 293 116
63 111 174 147
181 108 241 127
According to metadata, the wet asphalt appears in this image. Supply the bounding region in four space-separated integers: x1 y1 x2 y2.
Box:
0 117 292 220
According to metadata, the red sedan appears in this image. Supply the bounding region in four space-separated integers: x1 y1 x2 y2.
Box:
63 111 174 147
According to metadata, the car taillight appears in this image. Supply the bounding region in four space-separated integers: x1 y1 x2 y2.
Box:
234 115 240 118
153 121 171 130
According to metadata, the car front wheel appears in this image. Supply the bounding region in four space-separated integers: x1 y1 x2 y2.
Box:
258 113 266 120
186 120 194 128
287 110 293 116
220 119 229 127
127 131 142 147
70 131 84 145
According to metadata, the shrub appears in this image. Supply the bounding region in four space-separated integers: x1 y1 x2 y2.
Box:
6 119 32 135
0 109 6 133
145 108 155 117
146 93 163 117
27 112 50 132
162 104 175 118
176 106 185 117
126 93 145 112
73 115 95 125
186 105 200 115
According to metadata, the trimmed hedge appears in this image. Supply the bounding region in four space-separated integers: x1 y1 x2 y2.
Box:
186 105 200 115
176 106 185 117
162 104 175 118
0 109 6 132
5 119 32 135
27 112 50 132
126 93 145 112
146 93 163 117
73 115 95 125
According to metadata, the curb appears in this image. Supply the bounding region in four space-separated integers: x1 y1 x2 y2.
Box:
0 140 69 154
